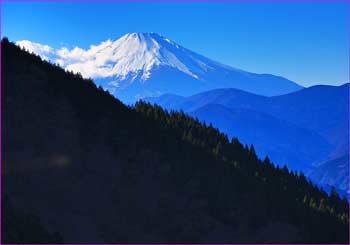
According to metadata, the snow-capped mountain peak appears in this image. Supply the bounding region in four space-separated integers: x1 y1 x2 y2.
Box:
17 32 203 81
16 32 302 102
108 32 199 80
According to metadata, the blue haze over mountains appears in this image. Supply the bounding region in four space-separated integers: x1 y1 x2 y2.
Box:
146 84 349 196
17 32 349 196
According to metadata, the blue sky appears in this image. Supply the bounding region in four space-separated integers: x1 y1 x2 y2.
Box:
2 2 348 87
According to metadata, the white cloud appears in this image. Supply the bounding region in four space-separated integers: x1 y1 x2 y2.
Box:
16 40 56 60
16 40 53 54
16 39 118 78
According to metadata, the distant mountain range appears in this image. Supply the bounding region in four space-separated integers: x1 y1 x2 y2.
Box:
17 32 302 102
146 84 349 194
15 33 348 194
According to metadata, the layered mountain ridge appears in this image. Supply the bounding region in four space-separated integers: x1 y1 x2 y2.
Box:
146 84 349 194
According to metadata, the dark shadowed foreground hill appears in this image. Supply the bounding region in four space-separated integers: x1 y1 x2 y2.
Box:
2 39 349 243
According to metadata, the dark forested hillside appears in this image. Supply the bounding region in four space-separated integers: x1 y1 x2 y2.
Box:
2 38 349 243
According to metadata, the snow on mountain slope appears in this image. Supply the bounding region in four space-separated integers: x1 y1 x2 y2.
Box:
16 32 303 102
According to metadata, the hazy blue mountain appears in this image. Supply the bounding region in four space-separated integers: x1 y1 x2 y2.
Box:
146 84 349 192
268 84 349 144
146 88 267 112
147 84 348 152
308 154 349 194
191 103 331 171
150 84 348 139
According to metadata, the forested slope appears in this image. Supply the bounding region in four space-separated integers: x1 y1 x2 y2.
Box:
2 38 348 243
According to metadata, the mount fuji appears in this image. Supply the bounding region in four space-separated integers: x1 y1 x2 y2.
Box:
17 32 302 102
